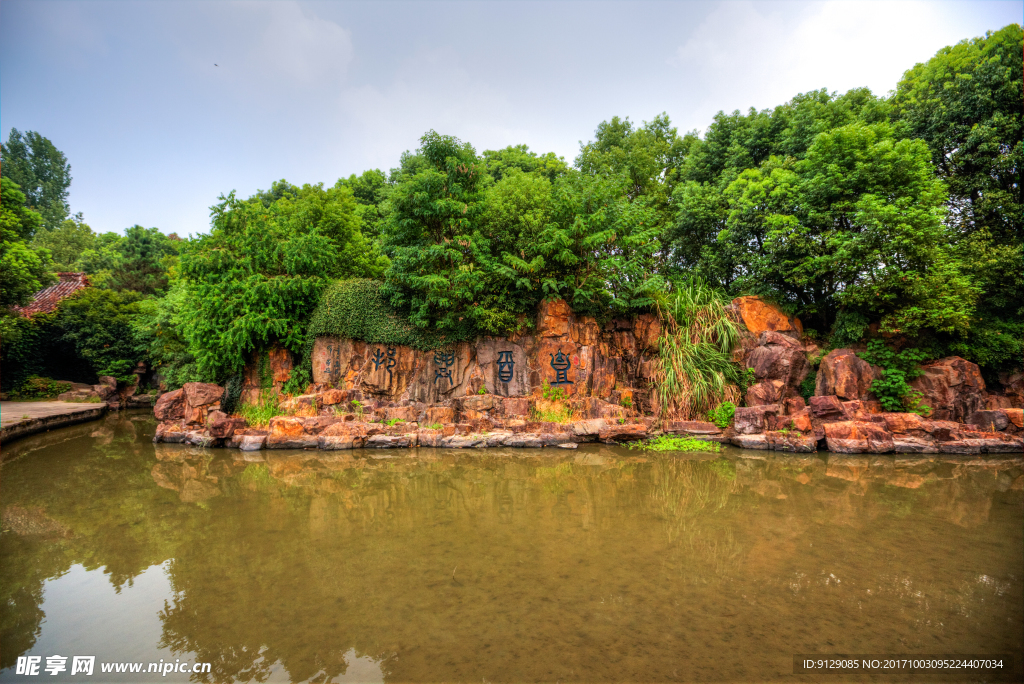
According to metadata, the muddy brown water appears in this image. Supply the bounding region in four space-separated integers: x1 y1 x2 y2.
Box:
1 412 1021 683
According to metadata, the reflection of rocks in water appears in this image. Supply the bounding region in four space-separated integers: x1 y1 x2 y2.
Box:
1 505 70 537
149 444 235 503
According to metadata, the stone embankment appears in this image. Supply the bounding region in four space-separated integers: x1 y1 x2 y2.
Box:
57 374 157 410
150 296 1023 455
0 401 109 449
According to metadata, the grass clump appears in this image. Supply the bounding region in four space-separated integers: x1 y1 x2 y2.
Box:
631 435 721 453
237 392 283 427
653 278 742 419
424 423 443 430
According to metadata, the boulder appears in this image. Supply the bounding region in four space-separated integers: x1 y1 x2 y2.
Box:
809 395 846 421
815 349 879 401
734 405 780 435
998 371 1024 407
598 422 647 443
154 421 187 444
824 421 894 454
766 431 817 453
208 413 247 439
461 394 496 411
154 389 186 421
967 410 1009 432
664 420 722 436
423 406 455 425
440 434 487 448
909 357 986 423
730 296 803 336
1006 408 1023 429
731 434 769 450
881 412 928 434
266 416 317 449
319 388 346 406
504 433 545 448
785 396 807 415
537 298 573 337
842 400 882 421
366 434 416 448
183 382 224 408
502 397 531 418
745 331 808 392
892 435 936 453
572 419 606 437
745 380 785 406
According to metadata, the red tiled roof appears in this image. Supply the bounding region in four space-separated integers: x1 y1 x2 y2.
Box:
14 272 91 316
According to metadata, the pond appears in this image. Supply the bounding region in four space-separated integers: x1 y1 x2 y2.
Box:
1 412 1021 683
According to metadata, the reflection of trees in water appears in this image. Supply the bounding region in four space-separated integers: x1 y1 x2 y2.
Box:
2 422 1022 681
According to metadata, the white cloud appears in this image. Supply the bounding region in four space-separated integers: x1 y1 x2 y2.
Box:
670 0 980 132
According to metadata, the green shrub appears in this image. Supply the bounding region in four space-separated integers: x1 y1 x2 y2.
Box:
620 395 633 409
541 381 568 402
630 436 721 453
530 405 573 423
706 401 735 429
798 371 817 400
424 423 443 430
13 376 71 399
858 340 931 413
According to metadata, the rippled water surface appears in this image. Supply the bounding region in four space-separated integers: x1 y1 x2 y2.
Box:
1 412 1022 683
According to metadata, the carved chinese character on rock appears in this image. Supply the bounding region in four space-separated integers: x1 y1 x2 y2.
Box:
371 348 386 370
550 350 573 385
434 351 456 386
497 351 515 382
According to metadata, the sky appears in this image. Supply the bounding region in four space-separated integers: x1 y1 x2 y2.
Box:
1 0 1021 237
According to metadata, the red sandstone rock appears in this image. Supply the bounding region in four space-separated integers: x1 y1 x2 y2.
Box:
734 405 780 434
967 409 1009 432
537 299 572 337
183 382 224 408
746 380 785 406
745 331 808 394
766 431 817 452
664 420 721 435
730 296 803 335
824 421 894 454
209 414 246 439
423 406 455 424
909 356 986 423
809 395 846 419
815 349 880 401
598 422 647 443
320 389 346 406
1006 408 1024 429
154 389 186 421
881 412 927 434
785 396 807 414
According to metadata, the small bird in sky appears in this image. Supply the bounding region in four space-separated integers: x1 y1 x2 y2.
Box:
214 63 219 66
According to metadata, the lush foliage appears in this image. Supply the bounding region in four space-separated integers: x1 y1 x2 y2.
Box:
178 182 384 381
706 401 736 429
1 129 72 230
857 340 931 414
55 288 146 381
12 376 71 399
653 278 742 418
1 178 54 311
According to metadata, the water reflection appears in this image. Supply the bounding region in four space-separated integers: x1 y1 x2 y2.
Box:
1 413 1021 682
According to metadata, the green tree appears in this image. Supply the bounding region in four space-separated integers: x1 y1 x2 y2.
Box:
482 144 568 182
107 225 181 295
716 121 974 337
55 288 146 381
179 181 382 380
1 129 72 231
892 24 1024 375
381 131 500 334
32 213 97 271
1 177 53 316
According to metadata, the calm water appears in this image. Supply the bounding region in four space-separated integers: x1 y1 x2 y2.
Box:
1 412 1021 683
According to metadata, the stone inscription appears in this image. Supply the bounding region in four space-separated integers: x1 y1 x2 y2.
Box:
550 349 573 385
497 351 515 382
434 351 456 386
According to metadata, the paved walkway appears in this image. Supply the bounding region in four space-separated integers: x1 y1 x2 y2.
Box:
1 401 108 446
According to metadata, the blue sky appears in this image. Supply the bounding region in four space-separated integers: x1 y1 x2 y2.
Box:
2 0 1021 237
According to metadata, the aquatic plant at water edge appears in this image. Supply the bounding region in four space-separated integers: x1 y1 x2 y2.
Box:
630 436 721 453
